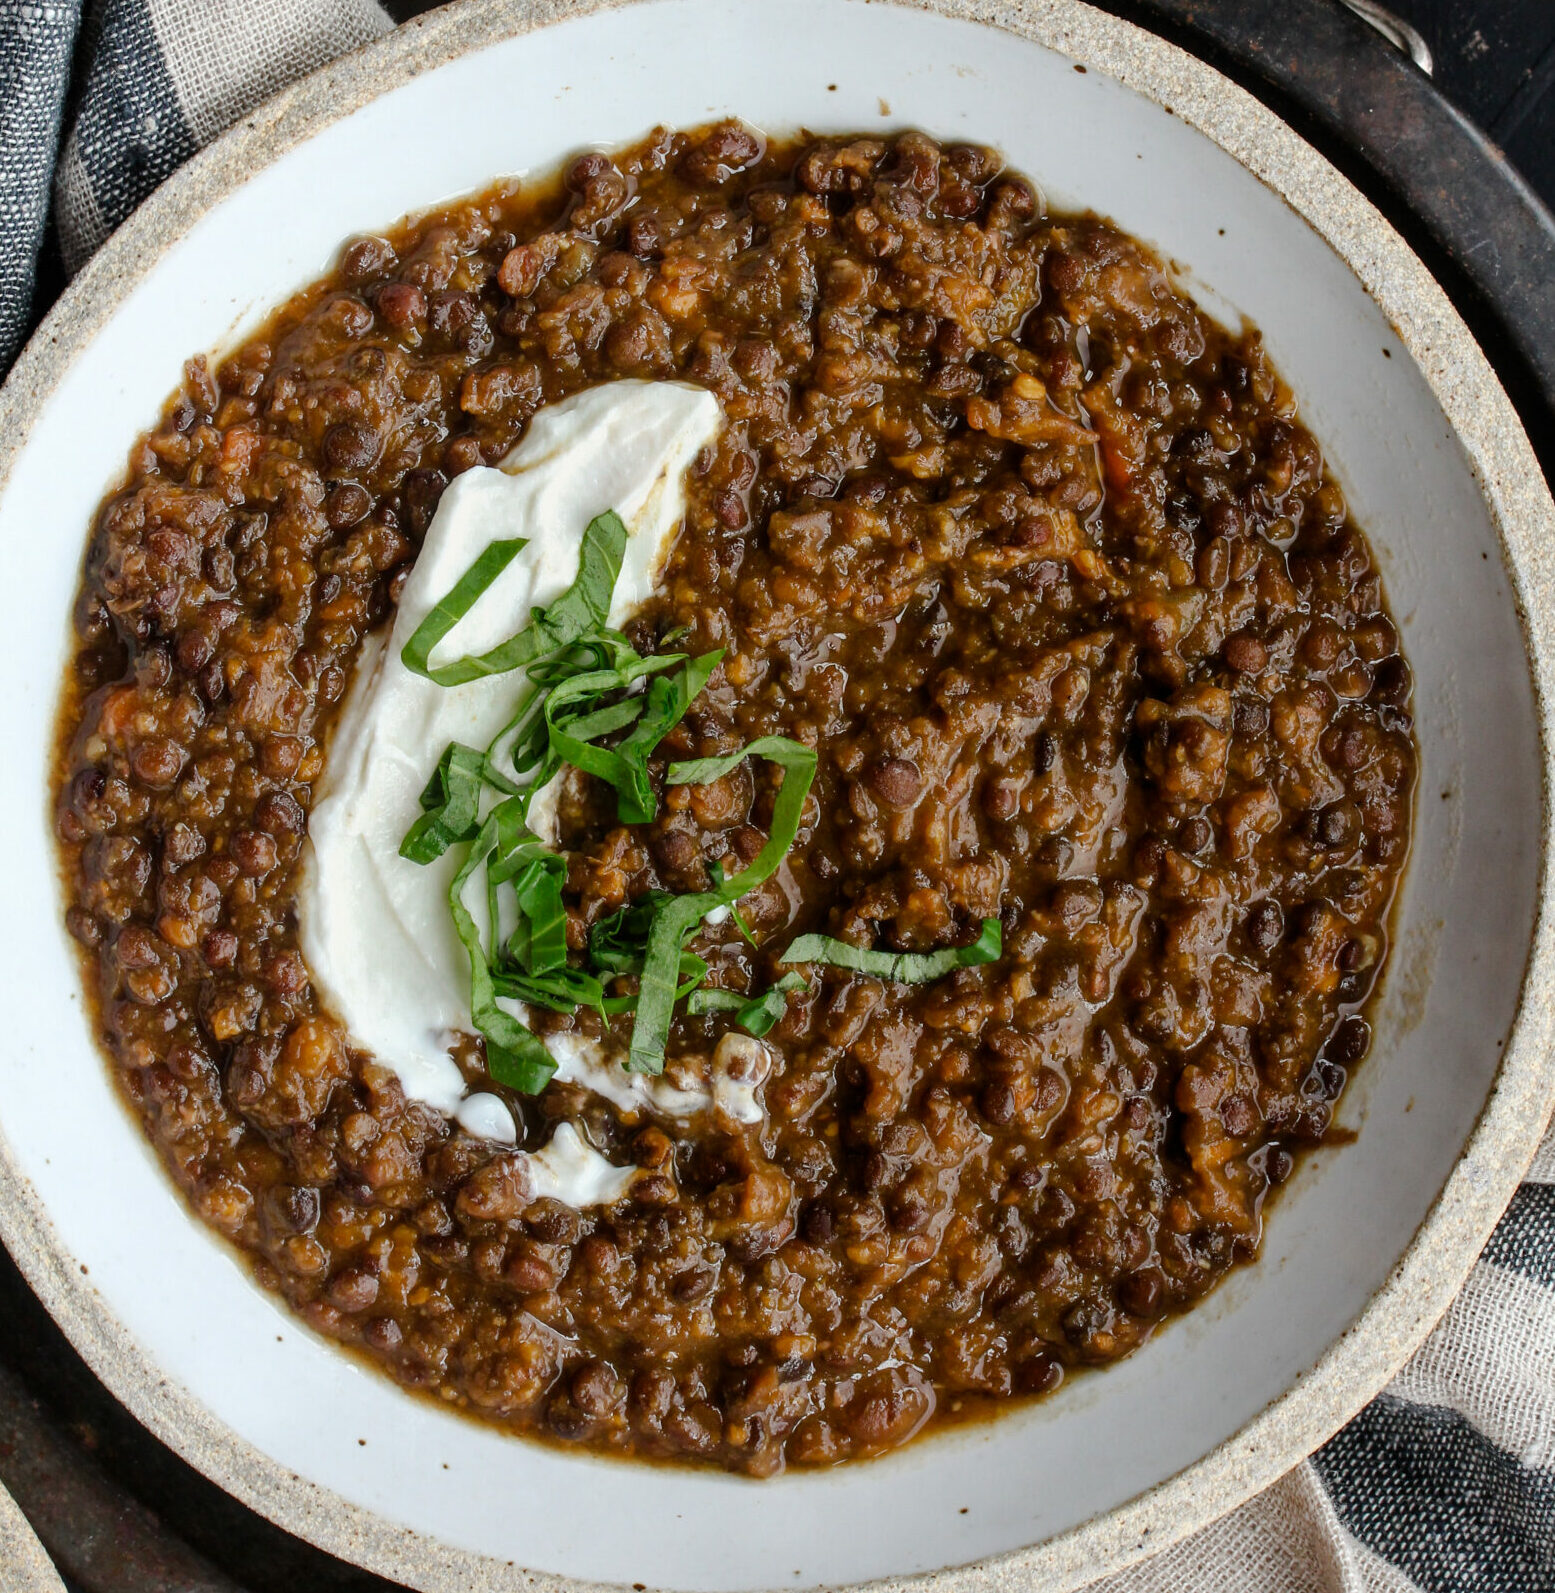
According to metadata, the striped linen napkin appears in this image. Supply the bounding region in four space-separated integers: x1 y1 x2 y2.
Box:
0 0 390 367
0 4 1552 1589
1093 1128 1555 1593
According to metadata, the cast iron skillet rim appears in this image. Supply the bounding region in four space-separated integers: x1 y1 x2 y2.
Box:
0 1 1552 1589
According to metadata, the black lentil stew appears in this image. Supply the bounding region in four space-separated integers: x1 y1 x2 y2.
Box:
54 123 1416 1475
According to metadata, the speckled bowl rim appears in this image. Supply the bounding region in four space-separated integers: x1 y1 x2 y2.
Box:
2 1 1553 1589
0 1481 66 1593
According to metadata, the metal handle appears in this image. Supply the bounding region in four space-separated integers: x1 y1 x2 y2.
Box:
1339 0 1434 75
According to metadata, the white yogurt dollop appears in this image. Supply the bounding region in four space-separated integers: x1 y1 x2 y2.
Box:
454 1092 518 1146
523 1122 638 1207
545 1029 769 1127
298 381 723 1132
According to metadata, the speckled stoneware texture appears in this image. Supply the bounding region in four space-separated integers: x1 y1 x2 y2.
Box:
0 1479 66 1593
1 2 1553 1590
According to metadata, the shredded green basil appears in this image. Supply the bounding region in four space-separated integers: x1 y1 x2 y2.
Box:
624 737 816 1075
610 650 723 823
599 953 708 1017
447 799 558 1093
502 854 568 974
687 971 807 1037
587 891 671 974
399 743 490 863
543 649 722 825
397 512 706 1087
400 509 626 686
398 502 818 1094
781 917 1003 982
685 990 744 1014
492 964 605 1015
707 860 756 943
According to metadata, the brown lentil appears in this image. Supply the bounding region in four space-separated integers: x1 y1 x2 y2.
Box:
53 124 1415 1477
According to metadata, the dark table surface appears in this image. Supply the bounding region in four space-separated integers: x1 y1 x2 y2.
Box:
6 2 1554 1590
1391 0 1555 201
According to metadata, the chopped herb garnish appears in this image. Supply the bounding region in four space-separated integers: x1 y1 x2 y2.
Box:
708 860 756 943
688 972 808 1037
501 853 568 975
781 917 1003 982
492 964 606 1015
447 799 558 1093
400 509 626 685
599 954 708 1017
610 651 722 823
399 743 491 863
399 507 741 1092
588 891 673 974
625 737 817 1075
544 649 723 825
397 505 842 1091
685 990 744 1014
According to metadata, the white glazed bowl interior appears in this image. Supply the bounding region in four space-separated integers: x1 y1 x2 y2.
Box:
0 1 1542 1588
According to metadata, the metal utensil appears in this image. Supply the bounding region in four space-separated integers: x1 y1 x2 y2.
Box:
1340 0 1434 73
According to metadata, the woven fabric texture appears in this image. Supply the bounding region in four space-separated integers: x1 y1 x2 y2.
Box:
1086 1126 1555 1592
0 0 84 365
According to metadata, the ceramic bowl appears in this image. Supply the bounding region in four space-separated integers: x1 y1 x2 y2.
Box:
2 1 1553 1589
0 1483 65 1593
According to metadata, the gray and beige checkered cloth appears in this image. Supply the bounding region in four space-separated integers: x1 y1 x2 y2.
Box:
1 2 1553 1588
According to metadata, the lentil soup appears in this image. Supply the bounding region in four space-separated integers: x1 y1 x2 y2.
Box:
54 123 1416 1476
